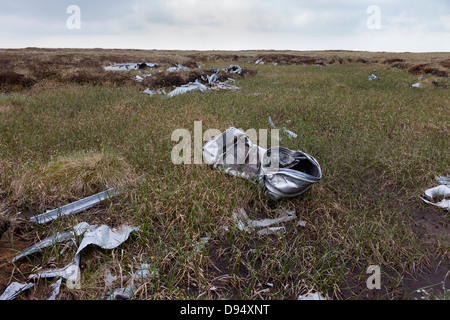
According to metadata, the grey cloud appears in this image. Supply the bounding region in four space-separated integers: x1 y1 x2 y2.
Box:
0 0 448 51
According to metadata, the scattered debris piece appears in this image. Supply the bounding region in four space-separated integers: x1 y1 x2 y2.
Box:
368 74 380 81
0 207 11 240
0 281 34 300
255 59 264 65
412 76 424 88
436 175 450 186
207 72 219 85
420 175 450 210
421 185 450 210
210 66 220 74
235 207 296 229
134 73 151 82
210 82 240 91
232 207 296 235
143 88 154 96
296 220 307 227
269 116 298 139
30 262 81 289
166 64 189 72
107 264 157 300
257 226 286 235
29 187 120 224
202 127 322 200
224 65 243 75
47 278 62 300
134 75 144 82
193 236 211 251
298 292 326 300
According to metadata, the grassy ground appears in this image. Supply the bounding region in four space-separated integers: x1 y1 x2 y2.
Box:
0 49 449 300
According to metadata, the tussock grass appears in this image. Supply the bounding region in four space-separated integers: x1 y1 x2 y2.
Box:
10 150 139 210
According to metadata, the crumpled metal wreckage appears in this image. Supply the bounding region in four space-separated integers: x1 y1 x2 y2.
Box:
141 64 243 97
224 65 243 75
202 127 322 200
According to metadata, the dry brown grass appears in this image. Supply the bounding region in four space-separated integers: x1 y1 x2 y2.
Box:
0 71 36 92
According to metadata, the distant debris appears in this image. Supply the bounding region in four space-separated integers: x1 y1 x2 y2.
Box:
166 64 189 72
102 63 158 71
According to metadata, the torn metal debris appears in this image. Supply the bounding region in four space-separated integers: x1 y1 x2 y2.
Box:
134 73 151 82
269 116 298 139
255 59 264 65
107 264 157 300
368 74 380 81
436 175 450 186
27 223 139 289
12 221 92 263
0 281 34 300
202 127 322 200
29 187 120 224
143 88 154 96
47 278 62 300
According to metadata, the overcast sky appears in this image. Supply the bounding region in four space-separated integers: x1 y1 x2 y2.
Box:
0 0 449 52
